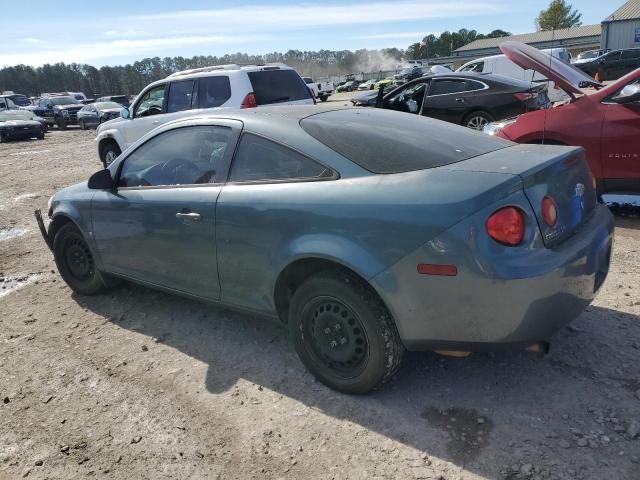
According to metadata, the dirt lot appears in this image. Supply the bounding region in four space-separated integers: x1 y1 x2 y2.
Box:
0 129 639 480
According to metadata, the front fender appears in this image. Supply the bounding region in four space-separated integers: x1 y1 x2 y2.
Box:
95 127 125 158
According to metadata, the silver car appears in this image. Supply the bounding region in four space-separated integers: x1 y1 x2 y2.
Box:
36 106 614 393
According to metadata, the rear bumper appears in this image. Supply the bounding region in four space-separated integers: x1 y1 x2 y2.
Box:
372 204 614 350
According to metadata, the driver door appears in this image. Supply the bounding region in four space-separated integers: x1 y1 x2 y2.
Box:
601 79 640 191
91 121 241 300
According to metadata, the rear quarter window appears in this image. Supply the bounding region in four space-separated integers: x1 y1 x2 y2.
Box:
300 108 513 174
198 76 232 108
247 70 311 105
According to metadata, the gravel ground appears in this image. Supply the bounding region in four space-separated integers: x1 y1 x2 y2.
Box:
0 128 639 480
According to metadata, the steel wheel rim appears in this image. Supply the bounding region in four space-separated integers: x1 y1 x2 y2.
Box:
302 296 369 378
105 150 117 166
467 116 488 130
64 237 94 279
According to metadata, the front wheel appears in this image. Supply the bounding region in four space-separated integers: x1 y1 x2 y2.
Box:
289 272 404 394
78 120 85 130
463 111 494 131
319 95 328 102
56 119 67 130
53 223 111 295
101 142 122 168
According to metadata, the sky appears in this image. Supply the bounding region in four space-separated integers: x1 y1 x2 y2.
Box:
0 0 618 67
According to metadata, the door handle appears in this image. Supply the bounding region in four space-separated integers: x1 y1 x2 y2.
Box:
176 212 201 221
152 120 160 125
455 97 465 102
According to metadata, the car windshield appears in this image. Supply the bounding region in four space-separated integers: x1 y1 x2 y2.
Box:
95 102 122 110
0 110 35 121
577 51 597 60
8 95 30 106
49 96 80 105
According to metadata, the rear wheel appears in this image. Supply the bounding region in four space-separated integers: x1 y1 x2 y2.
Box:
463 111 494 130
289 272 404 394
101 142 122 168
53 223 111 295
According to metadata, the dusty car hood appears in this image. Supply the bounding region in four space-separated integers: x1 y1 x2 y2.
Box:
499 40 602 96
54 104 82 110
352 91 378 102
0 119 41 127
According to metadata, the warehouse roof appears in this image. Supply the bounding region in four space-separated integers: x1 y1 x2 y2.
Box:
604 0 640 22
455 24 602 52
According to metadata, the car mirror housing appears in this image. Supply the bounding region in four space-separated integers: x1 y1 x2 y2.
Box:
120 107 131 119
611 83 640 104
88 169 115 190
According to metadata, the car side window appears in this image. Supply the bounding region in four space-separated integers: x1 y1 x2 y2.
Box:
383 81 428 114
465 80 486 92
118 126 232 188
621 50 639 60
198 76 232 108
229 133 332 183
460 62 484 73
167 80 196 113
428 79 467 96
134 84 166 118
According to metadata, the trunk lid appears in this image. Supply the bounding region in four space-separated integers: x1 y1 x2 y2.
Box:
499 40 603 97
444 144 597 247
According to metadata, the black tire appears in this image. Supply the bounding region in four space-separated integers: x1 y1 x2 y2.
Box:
79 120 85 130
289 272 404 394
53 223 110 296
37 132 45 140
319 95 328 102
463 110 494 131
56 119 67 130
101 142 122 168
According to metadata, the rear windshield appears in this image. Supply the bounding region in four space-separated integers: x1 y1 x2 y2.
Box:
8 94 30 106
300 109 513 174
248 69 311 105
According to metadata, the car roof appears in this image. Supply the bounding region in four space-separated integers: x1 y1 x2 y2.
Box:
140 63 297 90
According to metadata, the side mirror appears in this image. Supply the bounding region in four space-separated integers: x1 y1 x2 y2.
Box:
47 103 53 109
120 107 131 119
610 83 640 104
88 169 115 190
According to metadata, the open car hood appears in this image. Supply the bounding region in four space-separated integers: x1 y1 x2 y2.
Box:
499 40 603 96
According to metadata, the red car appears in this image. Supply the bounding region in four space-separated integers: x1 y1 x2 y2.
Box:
486 41 640 196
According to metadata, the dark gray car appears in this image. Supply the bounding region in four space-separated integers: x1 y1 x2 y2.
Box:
36 106 614 393
77 102 122 129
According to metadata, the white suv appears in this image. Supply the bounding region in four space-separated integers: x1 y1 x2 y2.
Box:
96 64 314 166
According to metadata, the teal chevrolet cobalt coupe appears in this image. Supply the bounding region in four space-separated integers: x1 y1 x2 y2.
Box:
36 106 614 394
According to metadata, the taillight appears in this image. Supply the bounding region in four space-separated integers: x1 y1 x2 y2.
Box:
514 92 538 101
541 196 557 227
240 92 257 109
486 207 525 246
308 87 317 104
